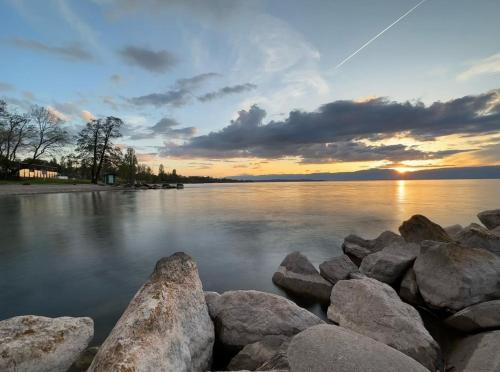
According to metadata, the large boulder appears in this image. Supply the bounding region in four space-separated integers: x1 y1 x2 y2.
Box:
360 242 420 284
413 242 500 311
88 252 214 372
342 231 404 265
205 291 221 319
477 209 500 230
328 278 440 371
446 330 500 372
399 215 452 243
272 252 332 303
227 335 289 371
445 300 500 332
455 224 500 256
0 315 93 372
210 290 323 351
319 254 359 284
287 324 429 372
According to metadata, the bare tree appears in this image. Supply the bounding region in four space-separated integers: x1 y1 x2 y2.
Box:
29 105 69 160
0 101 32 177
76 116 123 183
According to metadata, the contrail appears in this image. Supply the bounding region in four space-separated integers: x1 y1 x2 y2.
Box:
334 0 429 70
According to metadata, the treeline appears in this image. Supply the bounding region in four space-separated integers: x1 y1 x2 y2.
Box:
1 100 229 184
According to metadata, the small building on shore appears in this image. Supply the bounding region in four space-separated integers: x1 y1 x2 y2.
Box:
103 173 117 185
18 163 58 179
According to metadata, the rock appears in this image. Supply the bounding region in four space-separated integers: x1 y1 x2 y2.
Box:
446 330 500 372
272 252 332 303
342 231 404 265
211 290 323 351
445 300 500 332
205 291 221 319
319 254 359 284
455 224 500 256
227 335 289 371
88 252 214 372
0 315 93 372
444 224 463 239
399 267 424 306
478 209 500 230
360 242 420 284
71 346 99 371
287 324 429 372
328 278 440 371
413 242 500 311
399 215 452 243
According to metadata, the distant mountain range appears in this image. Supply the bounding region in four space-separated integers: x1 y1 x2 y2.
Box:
230 166 500 182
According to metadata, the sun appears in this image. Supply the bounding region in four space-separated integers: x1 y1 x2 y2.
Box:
394 167 410 174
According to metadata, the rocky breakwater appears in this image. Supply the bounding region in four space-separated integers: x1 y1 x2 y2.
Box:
2 208 500 372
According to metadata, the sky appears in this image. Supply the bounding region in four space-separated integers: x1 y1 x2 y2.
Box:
0 0 499 177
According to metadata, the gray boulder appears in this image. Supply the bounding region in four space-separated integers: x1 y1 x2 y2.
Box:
227 335 289 371
211 290 323 350
399 215 452 243
413 242 500 311
360 242 420 284
446 330 500 372
319 254 359 284
478 209 500 230
89 252 214 372
444 224 463 239
342 231 404 265
399 267 424 306
455 224 500 256
205 291 221 319
0 315 93 372
328 278 440 371
287 324 429 372
445 300 500 332
272 252 332 303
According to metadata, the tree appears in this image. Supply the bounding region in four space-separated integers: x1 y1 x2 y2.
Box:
29 105 69 161
120 147 138 184
0 101 32 178
158 163 166 181
76 116 123 183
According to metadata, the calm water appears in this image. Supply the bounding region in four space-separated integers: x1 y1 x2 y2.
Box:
1 180 499 343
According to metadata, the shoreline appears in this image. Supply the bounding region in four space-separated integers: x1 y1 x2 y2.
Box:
0 184 132 196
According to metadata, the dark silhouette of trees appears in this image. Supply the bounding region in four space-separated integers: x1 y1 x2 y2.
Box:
29 105 69 161
120 147 138 184
76 116 123 184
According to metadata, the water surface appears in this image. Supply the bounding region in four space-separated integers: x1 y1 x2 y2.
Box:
1 180 498 343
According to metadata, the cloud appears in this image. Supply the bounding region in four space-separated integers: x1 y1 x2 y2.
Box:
110 74 123 84
198 83 257 102
119 45 177 73
162 90 500 163
128 116 196 140
129 72 218 107
458 52 500 81
80 110 95 122
0 82 15 91
11 37 94 61
47 106 69 121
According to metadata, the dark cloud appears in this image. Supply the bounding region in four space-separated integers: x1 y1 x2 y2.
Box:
11 38 93 61
162 90 500 163
119 45 177 73
128 117 196 140
198 83 257 102
129 73 219 107
0 82 15 91
110 74 123 84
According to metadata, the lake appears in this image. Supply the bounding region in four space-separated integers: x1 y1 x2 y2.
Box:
1 179 498 344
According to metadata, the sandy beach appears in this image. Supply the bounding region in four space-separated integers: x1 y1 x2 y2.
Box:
0 184 124 196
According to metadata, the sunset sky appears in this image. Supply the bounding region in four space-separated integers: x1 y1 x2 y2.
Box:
1 0 499 177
